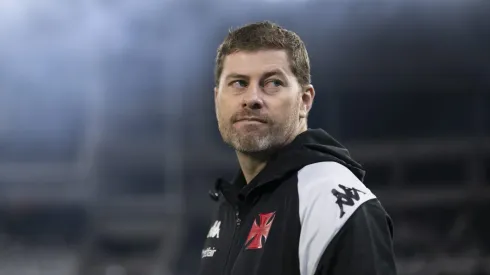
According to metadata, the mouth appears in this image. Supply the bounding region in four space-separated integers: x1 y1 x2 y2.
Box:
235 117 267 124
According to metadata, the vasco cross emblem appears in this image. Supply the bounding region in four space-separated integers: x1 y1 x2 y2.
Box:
245 212 276 250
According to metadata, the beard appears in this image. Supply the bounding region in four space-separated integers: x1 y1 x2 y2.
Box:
217 108 299 154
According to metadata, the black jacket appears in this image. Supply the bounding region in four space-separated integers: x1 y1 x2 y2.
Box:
198 129 397 275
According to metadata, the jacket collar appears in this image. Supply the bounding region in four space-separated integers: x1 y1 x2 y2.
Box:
210 129 364 205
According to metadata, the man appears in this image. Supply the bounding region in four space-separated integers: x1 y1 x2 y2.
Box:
199 21 397 275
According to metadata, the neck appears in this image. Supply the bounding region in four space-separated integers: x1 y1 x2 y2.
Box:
236 151 269 184
236 123 308 184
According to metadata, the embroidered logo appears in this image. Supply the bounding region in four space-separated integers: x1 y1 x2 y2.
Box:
245 212 276 250
207 220 221 239
331 184 365 218
201 247 217 258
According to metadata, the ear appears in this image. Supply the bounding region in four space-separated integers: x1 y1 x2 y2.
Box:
299 84 315 118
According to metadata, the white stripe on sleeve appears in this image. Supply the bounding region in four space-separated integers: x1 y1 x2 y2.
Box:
297 161 376 275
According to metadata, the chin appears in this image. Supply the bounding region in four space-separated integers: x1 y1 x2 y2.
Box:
232 137 273 153
235 146 266 154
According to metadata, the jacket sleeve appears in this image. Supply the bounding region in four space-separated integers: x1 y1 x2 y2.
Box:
313 199 398 275
297 162 397 275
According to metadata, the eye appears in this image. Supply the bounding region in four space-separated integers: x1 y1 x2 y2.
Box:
264 79 283 89
230 80 248 89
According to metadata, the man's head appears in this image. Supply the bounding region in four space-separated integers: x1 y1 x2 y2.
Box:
214 21 315 155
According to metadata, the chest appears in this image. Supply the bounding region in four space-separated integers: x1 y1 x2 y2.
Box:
199 181 301 275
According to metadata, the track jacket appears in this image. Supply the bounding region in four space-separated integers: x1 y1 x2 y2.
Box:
198 129 397 275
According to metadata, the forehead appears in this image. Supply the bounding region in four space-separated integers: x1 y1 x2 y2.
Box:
221 49 293 78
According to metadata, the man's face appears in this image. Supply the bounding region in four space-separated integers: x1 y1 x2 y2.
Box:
215 49 313 154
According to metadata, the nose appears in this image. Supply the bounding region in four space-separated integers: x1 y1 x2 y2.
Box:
241 84 263 110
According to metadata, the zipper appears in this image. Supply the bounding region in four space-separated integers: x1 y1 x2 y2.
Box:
222 206 241 275
235 209 241 227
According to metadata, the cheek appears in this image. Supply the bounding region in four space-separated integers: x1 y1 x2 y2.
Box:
276 97 300 113
268 102 294 123
216 101 232 119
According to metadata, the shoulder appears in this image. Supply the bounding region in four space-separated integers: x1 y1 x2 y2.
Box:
296 161 381 275
296 161 377 230
297 161 371 195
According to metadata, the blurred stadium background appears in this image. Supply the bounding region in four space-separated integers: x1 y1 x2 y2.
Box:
0 0 489 274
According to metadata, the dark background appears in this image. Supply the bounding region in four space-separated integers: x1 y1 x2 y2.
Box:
0 0 489 274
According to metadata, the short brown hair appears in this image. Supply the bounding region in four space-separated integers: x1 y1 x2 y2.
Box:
214 21 311 87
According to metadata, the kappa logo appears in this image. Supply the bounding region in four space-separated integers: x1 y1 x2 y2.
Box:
331 184 365 218
245 212 276 250
207 220 221 239
201 247 217 258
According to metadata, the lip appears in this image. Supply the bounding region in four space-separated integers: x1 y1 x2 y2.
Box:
235 118 267 123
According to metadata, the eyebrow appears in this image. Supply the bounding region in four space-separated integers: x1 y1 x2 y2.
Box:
224 69 287 82
262 69 287 80
225 73 249 82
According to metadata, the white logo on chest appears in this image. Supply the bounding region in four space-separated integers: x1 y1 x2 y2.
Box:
202 247 217 258
207 220 221 239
